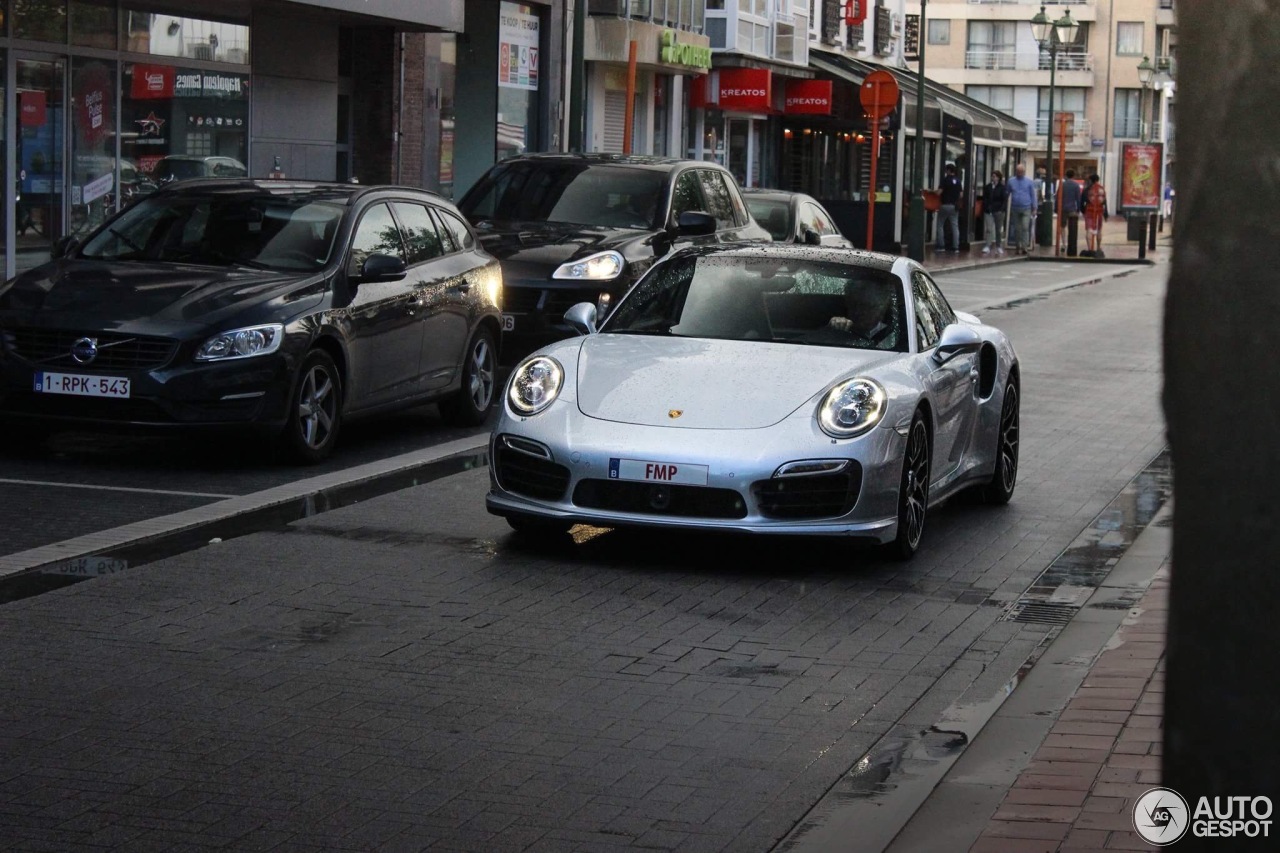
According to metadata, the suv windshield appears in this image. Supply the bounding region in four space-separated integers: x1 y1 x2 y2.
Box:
459 161 666 230
79 193 345 271
604 253 907 352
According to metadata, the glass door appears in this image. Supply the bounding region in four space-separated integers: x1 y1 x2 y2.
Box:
14 54 67 274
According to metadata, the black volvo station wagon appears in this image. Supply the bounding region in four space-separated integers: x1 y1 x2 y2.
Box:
0 180 504 462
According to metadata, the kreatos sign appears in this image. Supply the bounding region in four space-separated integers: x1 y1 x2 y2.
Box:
659 30 711 71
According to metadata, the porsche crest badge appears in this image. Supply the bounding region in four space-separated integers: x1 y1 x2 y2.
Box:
668 409 683 419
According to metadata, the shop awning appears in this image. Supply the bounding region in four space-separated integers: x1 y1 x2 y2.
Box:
808 52 1026 147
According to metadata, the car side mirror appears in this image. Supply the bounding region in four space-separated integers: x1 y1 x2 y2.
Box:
933 323 982 365
564 302 598 336
51 235 80 260
675 210 716 237
802 229 822 246
355 253 407 283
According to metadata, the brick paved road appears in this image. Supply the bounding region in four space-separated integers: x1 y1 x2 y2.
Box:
0 267 1168 851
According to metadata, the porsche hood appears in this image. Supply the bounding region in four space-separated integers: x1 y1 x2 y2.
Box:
574 335 897 429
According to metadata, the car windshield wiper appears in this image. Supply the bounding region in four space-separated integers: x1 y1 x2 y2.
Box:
608 327 674 336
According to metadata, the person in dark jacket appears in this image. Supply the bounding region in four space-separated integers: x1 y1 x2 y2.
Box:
1057 168 1083 254
934 163 963 253
981 169 1009 255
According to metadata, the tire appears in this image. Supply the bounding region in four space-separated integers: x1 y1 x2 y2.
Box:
981 380 1020 505
281 349 343 464
887 413 931 561
505 513 572 538
439 327 498 427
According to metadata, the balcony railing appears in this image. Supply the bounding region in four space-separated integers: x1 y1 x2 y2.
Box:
1034 116 1090 137
965 50 1093 72
1114 117 1142 139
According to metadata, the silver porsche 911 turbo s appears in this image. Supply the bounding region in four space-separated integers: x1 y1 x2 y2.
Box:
485 244 1020 558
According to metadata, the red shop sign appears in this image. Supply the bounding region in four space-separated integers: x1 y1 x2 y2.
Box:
19 91 46 127
718 68 771 112
130 64 175 99
689 74 709 109
785 79 833 115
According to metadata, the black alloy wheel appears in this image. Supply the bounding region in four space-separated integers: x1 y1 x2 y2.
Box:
982 380 1020 504
440 327 497 427
283 349 343 463
888 414 931 560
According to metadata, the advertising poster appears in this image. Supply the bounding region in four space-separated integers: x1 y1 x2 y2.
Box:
498 3 539 91
1120 141 1163 211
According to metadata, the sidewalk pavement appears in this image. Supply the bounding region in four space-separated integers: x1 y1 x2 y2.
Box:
970 574 1167 852
920 216 1173 274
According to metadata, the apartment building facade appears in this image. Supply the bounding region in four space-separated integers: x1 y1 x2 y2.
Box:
910 0 1176 202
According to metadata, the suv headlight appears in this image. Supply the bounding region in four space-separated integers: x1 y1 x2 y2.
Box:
817 378 887 438
552 250 624 281
194 323 284 362
508 355 563 416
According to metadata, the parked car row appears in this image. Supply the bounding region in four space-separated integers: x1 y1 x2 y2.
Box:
1 154 861 463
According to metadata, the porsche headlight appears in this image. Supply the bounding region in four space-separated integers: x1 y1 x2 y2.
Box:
817 378 887 438
552 251 624 281
195 324 284 362
507 355 563 416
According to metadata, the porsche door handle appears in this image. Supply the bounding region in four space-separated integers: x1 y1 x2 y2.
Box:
406 295 429 316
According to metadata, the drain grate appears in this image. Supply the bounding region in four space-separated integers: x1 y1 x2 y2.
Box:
1006 601 1080 625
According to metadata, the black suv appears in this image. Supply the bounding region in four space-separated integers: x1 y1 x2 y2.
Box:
457 153 771 358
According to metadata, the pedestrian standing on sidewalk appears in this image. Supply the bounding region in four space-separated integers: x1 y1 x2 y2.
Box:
1007 163 1037 254
1082 173 1109 257
934 164 963 253
980 169 1008 255
1057 169 1083 254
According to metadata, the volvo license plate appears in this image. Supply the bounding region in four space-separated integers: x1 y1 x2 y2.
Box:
35 372 131 399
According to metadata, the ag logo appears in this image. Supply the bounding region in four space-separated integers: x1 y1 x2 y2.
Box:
1134 787 1190 845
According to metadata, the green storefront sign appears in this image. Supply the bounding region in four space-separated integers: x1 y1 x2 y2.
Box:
659 30 711 71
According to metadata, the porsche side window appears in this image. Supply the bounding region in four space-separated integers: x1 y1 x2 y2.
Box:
920 271 958 326
670 171 705 223
349 203 406 274
912 271 945 350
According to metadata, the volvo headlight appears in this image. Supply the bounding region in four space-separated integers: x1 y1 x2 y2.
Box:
195 324 284 362
817 378 887 438
507 355 563 416
552 251 624 281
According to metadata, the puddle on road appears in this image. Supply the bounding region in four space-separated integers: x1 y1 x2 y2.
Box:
772 448 1172 853
0 451 488 606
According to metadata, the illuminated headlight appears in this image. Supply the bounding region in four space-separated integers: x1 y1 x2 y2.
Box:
553 251 624 281
817 378 887 438
194 324 284 362
507 355 563 416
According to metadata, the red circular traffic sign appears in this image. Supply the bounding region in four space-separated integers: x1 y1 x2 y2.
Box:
860 70 899 119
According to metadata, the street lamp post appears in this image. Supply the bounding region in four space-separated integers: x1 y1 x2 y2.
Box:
1137 54 1158 249
1030 5 1078 248
908 0 928 262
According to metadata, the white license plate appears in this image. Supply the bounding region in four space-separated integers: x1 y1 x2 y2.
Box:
608 457 709 486
35 372 131 399
501 313 516 332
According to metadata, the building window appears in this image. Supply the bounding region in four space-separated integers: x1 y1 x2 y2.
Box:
1037 87 1085 135
927 20 949 46
1117 22 1144 56
1114 89 1144 139
967 21 1016 70
966 86 1014 113
122 9 251 64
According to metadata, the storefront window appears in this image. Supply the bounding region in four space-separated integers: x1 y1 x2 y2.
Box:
496 2 542 161
15 0 69 42
72 1 118 49
15 57 67 272
122 9 250 65
122 63 249 186
70 57 118 238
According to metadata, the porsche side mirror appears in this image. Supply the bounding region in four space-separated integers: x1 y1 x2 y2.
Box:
802 229 822 246
564 302 598 336
355 253 407 283
675 210 716 237
933 323 983 365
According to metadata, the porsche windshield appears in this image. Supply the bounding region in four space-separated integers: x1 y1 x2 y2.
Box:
78 194 346 272
604 254 908 352
459 161 666 230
